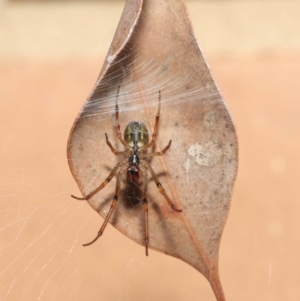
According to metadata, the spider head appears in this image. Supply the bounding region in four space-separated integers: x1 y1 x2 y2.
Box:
124 121 149 148
126 166 140 183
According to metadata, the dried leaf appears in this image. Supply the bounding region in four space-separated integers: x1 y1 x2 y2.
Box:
67 0 238 300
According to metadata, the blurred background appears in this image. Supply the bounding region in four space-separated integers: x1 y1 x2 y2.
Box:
1 0 300 300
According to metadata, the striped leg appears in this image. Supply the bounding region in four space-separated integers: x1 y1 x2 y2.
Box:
142 161 182 212
115 85 127 146
141 90 161 151
83 169 123 246
71 162 124 200
144 140 172 157
140 167 149 256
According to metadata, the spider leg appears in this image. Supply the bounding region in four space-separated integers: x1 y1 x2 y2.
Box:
141 161 182 212
143 197 149 256
115 85 127 146
140 166 149 256
140 90 161 151
105 133 125 155
83 169 124 246
144 140 172 157
71 162 124 200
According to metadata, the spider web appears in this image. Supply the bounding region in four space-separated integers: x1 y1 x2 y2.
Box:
0 2 217 301
1 66 212 301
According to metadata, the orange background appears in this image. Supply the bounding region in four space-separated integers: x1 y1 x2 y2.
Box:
1 1 299 300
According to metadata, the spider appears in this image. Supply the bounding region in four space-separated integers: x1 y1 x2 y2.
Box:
71 88 182 256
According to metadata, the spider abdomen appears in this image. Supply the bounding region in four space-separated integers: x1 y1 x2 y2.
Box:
127 166 140 182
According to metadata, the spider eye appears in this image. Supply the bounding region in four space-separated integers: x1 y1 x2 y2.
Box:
124 121 149 147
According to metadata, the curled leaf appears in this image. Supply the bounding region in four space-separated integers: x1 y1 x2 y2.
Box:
67 0 238 300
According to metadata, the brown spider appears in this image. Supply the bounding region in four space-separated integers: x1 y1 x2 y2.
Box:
71 88 182 256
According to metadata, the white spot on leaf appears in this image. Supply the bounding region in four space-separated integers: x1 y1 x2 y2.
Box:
203 110 216 130
188 139 222 167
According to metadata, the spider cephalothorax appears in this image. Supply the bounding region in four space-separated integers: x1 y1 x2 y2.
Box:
72 88 182 256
